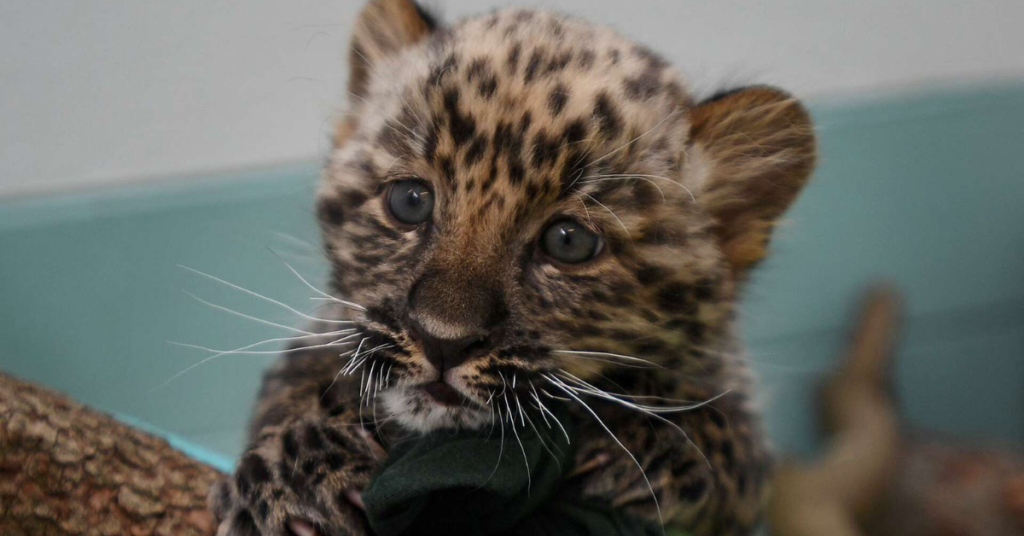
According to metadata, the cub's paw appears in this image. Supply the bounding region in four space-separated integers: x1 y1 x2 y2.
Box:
209 422 383 536
210 483 363 536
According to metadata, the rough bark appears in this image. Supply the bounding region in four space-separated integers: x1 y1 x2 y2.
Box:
0 372 223 536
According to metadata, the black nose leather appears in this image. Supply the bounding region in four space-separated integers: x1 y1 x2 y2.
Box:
409 320 493 373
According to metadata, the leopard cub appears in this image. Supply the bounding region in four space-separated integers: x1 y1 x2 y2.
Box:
211 1 816 535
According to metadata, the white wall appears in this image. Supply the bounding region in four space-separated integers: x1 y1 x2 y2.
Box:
2 0 1023 196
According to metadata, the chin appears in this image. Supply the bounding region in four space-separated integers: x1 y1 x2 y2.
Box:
381 387 491 433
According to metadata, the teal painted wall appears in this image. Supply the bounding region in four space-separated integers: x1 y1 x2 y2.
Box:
1 84 1022 460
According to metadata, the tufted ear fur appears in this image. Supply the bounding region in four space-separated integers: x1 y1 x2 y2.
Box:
347 0 437 98
687 86 816 275
336 0 437 146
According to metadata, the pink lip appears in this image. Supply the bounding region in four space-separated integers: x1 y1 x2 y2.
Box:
421 381 466 405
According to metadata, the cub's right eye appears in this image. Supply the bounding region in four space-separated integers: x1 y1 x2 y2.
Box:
540 219 604 265
386 179 434 225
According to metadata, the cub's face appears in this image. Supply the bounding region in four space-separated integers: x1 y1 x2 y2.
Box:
316 2 815 431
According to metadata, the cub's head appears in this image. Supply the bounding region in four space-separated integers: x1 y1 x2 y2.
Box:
318 0 816 431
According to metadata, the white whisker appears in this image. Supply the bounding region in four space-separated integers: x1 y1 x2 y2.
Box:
269 251 367 311
556 356 656 370
178 265 355 324
169 335 358 356
271 231 321 252
320 348 360 400
575 193 593 224
505 393 532 493
552 372 714 470
172 330 340 357
371 364 384 424
522 404 563 468
559 371 731 414
543 373 664 533
588 107 681 168
370 360 382 401
358 365 369 439
499 373 532 488
345 343 392 376
581 193 632 243
155 333 357 391
580 173 695 203
485 390 497 431
515 391 526 428
342 337 368 375
183 291 316 336
530 386 571 445
478 401 507 490
359 367 368 403
554 349 664 368
529 383 552 429
540 388 571 402
580 176 666 202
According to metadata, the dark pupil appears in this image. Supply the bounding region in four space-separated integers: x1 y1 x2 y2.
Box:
405 189 423 209
389 180 433 224
544 221 597 263
558 227 574 246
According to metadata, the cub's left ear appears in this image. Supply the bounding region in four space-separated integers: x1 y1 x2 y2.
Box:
688 86 817 274
335 0 438 145
347 0 438 99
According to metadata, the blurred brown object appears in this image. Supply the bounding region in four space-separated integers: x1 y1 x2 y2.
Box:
872 439 1024 536
768 287 1024 536
0 372 222 536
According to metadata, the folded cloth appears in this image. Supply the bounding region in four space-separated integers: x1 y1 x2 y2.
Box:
362 407 673 536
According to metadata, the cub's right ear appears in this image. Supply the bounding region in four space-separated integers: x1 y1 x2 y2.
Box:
687 86 816 275
348 0 438 98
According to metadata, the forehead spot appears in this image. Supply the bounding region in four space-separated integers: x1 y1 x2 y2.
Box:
531 129 560 169
578 48 596 69
623 62 664 101
478 77 497 99
557 120 589 193
442 88 477 146
524 49 544 84
465 57 490 81
593 92 622 138
506 42 522 75
463 135 488 167
548 84 569 116
545 50 572 75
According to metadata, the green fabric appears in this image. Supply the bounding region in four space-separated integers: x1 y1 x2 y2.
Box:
362 410 670 536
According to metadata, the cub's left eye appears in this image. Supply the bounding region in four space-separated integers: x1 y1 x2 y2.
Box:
386 179 434 225
540 219 604 265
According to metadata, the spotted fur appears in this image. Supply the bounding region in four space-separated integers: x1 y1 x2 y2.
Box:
212 2 816 535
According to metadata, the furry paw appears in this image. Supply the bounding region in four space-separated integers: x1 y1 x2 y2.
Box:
208 421 383 536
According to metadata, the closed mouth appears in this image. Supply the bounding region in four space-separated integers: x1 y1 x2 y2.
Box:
420 381 470 406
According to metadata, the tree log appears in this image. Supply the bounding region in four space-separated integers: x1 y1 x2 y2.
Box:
0 372 223 536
